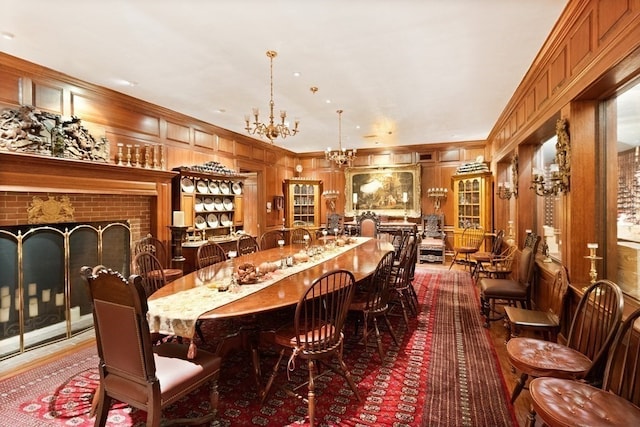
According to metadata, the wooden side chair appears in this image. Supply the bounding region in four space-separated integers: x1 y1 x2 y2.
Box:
476 244 517 280
196 241 227 269
478 236 540 328
261 270 360 426
506 279 624 404
357 210 380 238
449 226 485 271
236 234 259 256
504 264 570 342
348 250 398 360
326 213 344 233
80 266 221 427
290 227 312 245
471 229 504 279
420 214 446 264
527 307 640 427
259 229 285 250
133 251 167 297
133 234 183 283
389 234 419 326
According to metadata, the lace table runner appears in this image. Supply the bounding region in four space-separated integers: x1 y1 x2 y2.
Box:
146 237 370 341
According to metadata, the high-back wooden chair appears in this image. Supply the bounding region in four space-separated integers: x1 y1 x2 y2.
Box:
479 236 540 328
196 241 227 269
326 213 344 234
504 264 570 342
80 266 221 427
261 269 360 426
133 234 183 282
236 234 259 256
506 279 624 404
259 229 285 250
527 307 640 427
348 250 398 360
357 210 380 238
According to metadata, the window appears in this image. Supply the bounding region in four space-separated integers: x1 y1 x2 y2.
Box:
610 79 640 300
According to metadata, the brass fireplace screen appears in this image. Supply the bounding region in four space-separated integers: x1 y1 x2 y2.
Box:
0 221 130 359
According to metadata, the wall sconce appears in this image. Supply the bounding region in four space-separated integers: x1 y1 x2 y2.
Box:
531 118 571 197
497 154 518 200
427 187 447 212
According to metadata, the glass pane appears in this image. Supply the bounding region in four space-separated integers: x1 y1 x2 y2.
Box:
613 80 640 300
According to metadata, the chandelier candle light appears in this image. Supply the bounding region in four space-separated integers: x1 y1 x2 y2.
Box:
325 109 356 167
245 50 299 143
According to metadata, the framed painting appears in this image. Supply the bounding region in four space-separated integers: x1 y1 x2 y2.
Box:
345 164 421 218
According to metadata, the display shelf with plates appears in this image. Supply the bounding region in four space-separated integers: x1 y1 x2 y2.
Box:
172 167 246 241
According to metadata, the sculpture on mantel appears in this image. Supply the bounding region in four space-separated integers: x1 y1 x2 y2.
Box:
0 105 109 162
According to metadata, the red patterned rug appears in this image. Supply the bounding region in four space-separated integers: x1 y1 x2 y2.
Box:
0 268 517 426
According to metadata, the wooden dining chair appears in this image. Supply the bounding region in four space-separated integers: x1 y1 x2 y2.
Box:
504 264 570 342
133 234 183 283
261 269 360 426
389 234 419 326
133 251 167 297
527 307 640 427
289 227 312 245
80 266 221 427
236 234 259 256
348 250 398 360
478 236 540 328
196 241 227 268
357 210 380 238
259 229 285 250
471 229 504 279
506 279 624 404
449 225 485 271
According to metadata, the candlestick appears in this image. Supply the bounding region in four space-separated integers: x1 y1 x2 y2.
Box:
584 243 603 287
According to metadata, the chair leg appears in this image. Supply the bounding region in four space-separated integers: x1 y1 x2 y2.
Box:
448 251 459 270
209 378 220 419
307 359 317 427
526 406 537 427
94 392 111 427
371 316 384 360
261 348 286 403
511 372 529 403
382 313 399 346
195 321 206 343
334 353 361 402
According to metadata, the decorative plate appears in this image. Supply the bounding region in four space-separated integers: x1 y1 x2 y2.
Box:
223 197 234 210
208 181 219 194
194 215 207 229
194 197 204 212
220 182 230 195
232 182 242 195
207 213 218 228
220 213 231 226
203 197 215 211
213 197 224 211
196 180 208 194
181 177 195 193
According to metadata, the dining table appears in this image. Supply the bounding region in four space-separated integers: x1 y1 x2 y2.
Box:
147 236 395 360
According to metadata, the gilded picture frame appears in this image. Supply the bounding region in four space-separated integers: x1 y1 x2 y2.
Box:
345 164 421 218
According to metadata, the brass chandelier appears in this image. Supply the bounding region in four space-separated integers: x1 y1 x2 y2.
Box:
244 50 299 143
325 109 356 167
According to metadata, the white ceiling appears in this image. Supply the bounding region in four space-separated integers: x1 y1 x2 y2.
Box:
0 0 568 154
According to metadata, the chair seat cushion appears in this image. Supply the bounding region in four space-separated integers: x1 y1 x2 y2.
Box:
506 337 592 379
504 306 559 328
530 377 640 427
274 321 337 349
421 238 444 247
480 278 526 299
457 246 478 253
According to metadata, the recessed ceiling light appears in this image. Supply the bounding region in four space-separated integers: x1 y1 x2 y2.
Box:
215 109 226 113
325 99 331 104
1 32 15 40
293 71 301 77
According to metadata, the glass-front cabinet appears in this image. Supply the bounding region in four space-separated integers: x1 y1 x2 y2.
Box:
283 179 323 228
451 171 492 248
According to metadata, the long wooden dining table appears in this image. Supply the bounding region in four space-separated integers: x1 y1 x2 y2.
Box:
147 237 395 357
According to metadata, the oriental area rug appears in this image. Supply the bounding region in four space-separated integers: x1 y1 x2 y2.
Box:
0 268 517 426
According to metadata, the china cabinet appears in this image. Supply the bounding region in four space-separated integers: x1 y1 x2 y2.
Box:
451 171 492 247
283 179 323 228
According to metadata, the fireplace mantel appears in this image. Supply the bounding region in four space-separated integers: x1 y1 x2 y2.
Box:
0 151 176 241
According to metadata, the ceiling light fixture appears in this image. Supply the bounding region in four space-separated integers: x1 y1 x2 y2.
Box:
325 109 356 168
244 50 299 143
